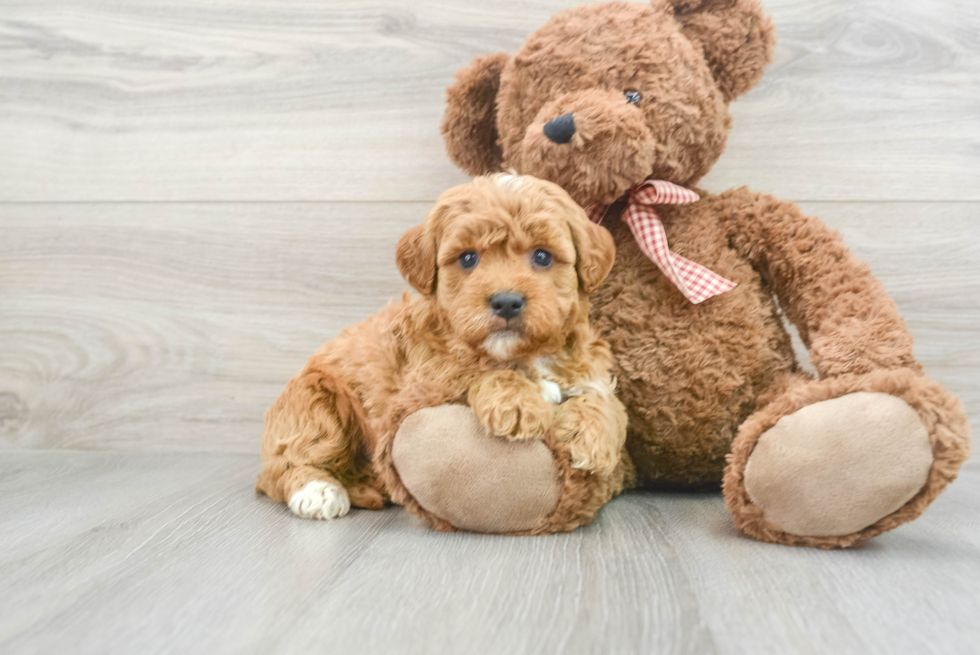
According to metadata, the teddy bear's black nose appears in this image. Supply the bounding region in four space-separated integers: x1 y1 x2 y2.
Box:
543 113 576 144
490 292 525 320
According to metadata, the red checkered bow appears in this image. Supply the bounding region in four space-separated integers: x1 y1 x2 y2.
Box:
586 179 736 304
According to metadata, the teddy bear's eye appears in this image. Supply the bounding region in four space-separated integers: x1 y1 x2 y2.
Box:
625 90 642 106
459 251 479 270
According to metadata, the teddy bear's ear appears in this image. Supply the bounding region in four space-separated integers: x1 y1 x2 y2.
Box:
666 0 776 102
396 224 437 296
441 53 510 176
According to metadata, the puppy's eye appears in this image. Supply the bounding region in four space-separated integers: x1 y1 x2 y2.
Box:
458 251 479 270
532 249 553 268
625 90 642 106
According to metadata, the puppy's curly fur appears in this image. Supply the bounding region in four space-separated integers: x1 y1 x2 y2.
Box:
257 174 627 521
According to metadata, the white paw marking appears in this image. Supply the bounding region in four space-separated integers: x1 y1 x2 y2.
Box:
565 377 614 399
539 379 563 405
288 480 351 520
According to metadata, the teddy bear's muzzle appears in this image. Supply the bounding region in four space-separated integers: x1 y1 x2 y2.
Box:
513 88 657 206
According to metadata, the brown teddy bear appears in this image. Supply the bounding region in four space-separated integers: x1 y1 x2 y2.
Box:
386 0 971 548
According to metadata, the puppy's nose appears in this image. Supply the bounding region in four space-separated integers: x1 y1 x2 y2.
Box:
543 113 576 144
490 292 525 320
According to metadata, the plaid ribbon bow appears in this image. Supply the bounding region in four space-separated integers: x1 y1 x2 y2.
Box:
586 179 737 304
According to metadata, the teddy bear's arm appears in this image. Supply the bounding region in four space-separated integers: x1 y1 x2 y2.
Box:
715 187 921 377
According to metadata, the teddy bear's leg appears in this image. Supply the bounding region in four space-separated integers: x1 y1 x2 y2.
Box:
381 404 628 535
388 405 562 533
724 369 970 548
714 189 971 547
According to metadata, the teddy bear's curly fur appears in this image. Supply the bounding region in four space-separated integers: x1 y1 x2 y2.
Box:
384 0 971 548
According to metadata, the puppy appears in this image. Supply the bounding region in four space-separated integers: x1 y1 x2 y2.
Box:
257 174 627 520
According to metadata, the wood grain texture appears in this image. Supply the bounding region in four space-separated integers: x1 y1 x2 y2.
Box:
1 1 976 651
1 201 977 453
0 0 978 202
0 202 422 451
0 203 980 453
0 451 977 655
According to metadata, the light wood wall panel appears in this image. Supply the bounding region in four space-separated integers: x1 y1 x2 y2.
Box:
0 0 978 202
1 201 976 452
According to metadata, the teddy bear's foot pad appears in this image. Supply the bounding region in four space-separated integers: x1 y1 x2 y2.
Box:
392 405 561 533
743 392 932 537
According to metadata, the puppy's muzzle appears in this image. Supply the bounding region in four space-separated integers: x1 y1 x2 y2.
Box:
489 292 525 320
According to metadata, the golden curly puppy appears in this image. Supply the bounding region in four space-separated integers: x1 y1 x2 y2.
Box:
257 174 626 520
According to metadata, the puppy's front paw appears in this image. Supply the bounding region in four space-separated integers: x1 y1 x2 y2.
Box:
288 480 351 520
470 371 555 440
554 395 626 477
566 438 620 477
477 394 553 441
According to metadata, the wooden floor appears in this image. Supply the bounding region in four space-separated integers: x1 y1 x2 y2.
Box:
1 452 978 655
1 0 978 653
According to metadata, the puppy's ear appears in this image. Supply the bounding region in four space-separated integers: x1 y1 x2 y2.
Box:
441 53 510 176
567 207 616 294
396 224 437 296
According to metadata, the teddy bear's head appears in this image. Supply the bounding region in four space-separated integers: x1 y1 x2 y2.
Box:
442 0 775 207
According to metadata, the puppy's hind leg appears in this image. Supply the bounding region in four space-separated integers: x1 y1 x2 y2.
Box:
257 361 375 520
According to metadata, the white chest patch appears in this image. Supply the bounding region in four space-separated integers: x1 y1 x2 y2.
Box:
534 357 563 404
483 332 521 361
539 379 563 405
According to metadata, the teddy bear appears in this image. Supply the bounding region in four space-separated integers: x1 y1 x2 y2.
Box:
384 0 971 548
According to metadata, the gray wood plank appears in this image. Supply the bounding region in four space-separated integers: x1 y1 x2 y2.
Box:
1 201 977 452
0 0 977 202
0 451 976 655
